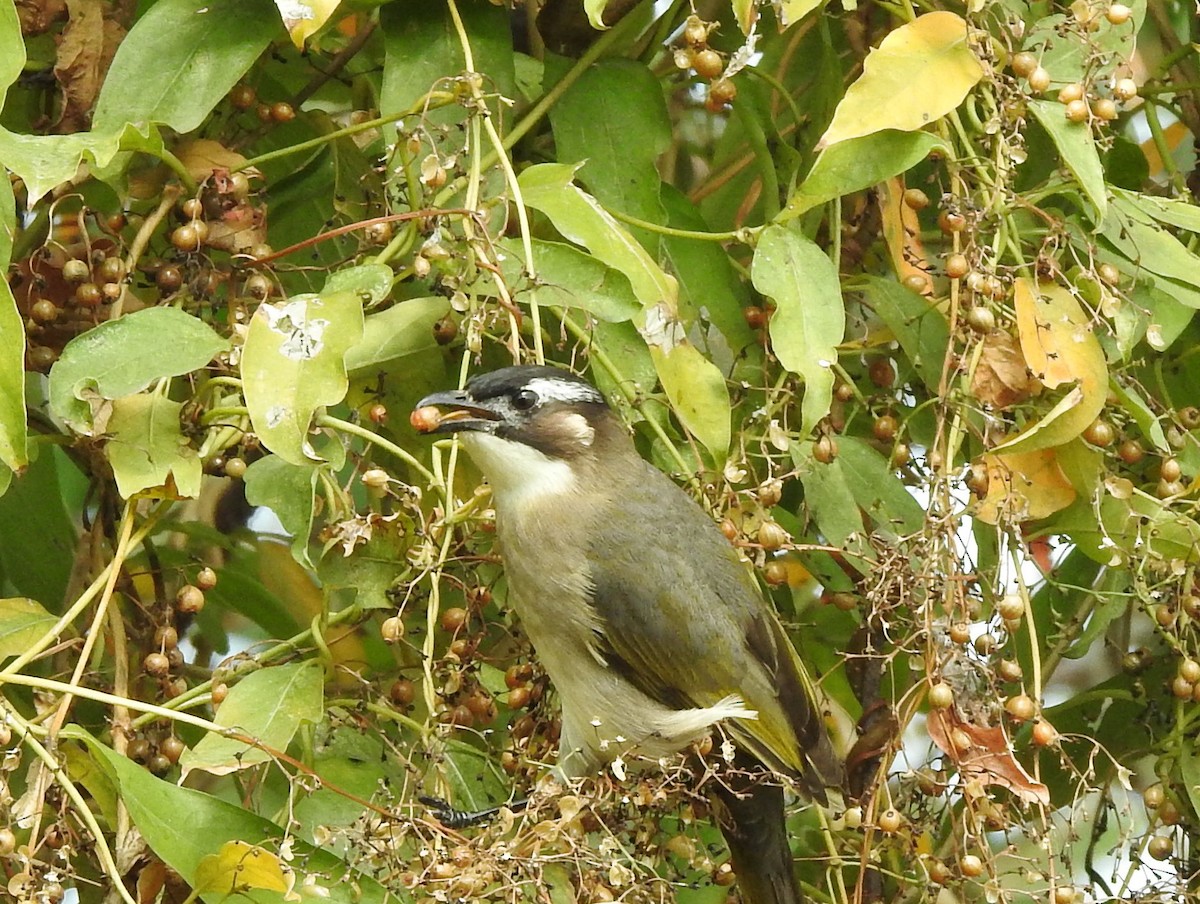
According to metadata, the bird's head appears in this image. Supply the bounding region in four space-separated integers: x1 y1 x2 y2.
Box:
413 366 613 497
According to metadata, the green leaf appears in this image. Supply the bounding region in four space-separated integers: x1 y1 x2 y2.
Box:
0 122 161 205
180 661 324 778
1029 99 1107 222
550 59 670 226
323 263 395 306
0 0 21 112
0 173 25 474
345 297 453 375
67 728 396 904
243 455 318 570
491 238 641 323
788 131 949 214
1103 194 1200 293
518 163 678 310
648 343 731 460
0 449 80 606
835 437 926 536
440 738 513 812
0 597 57 659
242 291 364 465
1115 188 1200 233
1108 378 1168 452
380 0 515 117
49 307 229 435
751 225 844 436
859 276 950 392
105 394 202 499
818 12 983 148
92 0 279 134
793 441 864 545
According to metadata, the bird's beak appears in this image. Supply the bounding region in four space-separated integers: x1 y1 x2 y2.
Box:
413 389 502 435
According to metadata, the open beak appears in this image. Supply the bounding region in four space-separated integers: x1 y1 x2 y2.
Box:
413 389 502 435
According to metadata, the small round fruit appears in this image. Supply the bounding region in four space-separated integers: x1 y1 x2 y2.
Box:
154 625 179 649
228 171 251 200
368 403 388 424
1171 676 1194 699
390 678 416 706
928 682 954 709
997 594 1024 620
1113 78 1138 101
757 521 787 551
148 753 172 775
1027 67 1051 93
433 317 458 345
949 622 971 644
1105 3 1131 24
410 406 443 433
1004 693 1036 721
195 566 218 591
959 854 984 878
902 272 930 294
440 607 468 632
270 101 295 123
1160 458 1182 482
179 198 204 221
1097 262 1121 286
365 221 393 245
1143 783 1165 809
709 78 736 106
144 652 170 677
891 443 911 467
176 584 205 614
508 685 532 709
0 827 15 855
30 299 59 324
245 273 272 300
1065 98 1089 122
693 49 723 79
873 415 898 442
757 478 783 506
965 306 996 334
945 253 969 279
160 736 186 764
76 282 102 306
1083 419 1116 447
63 258 90 282
938 210 967 233
1117 439 1144 464
1058 83 1085 104
229 84 256 109
1031 718 1058 746
1094 97 1118 121
868 358 896 388
156 265 183 293
171 222 204 252
1011 52 1038 78
99 256 126 283
211 682 229 705
877 808 902 833
1179 658 1200 683
223 457 247 479
998 659 1023 682
743 305 767 329
381 616 403 643
1147 834 1173 861
362 468 389 489
713 862 736 886
683 15 707 46
813 435 838 464
763 560 789 586
903 188 930 210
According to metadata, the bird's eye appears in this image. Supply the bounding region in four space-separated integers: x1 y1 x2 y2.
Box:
512 389 538 411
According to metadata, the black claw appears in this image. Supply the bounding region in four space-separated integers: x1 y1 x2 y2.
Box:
418 795 528 829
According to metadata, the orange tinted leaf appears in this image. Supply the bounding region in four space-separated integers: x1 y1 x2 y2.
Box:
928 710 1050 805
974 449 1077 524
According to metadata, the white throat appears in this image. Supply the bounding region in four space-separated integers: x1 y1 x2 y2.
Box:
459 432 577 507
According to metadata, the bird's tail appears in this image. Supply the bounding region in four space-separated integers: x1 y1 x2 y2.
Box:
709 775 801 904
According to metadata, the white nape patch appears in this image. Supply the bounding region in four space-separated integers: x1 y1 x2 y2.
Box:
459 432 577 506
525 377 605 406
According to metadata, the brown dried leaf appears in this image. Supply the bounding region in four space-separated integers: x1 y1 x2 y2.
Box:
971 330 1039 409
928 709 1050 805
16 0 67 36
53 0 125 132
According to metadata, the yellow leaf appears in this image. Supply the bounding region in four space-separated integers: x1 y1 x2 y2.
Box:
974 449 1077 525
194 841 295 898
878 178 931 294
777 0 826 29
276 0 341 49
733 0 757 33
818 12 983 149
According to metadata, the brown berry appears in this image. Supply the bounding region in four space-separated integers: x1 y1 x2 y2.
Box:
743 305 767 329
433 317 458 345
229 84 256 109
1027 67 1051 93
440 607 468 632
868 359 896 388
156 265 183 293
944 253 969 279
757 521 787 551
903 188 930 210
176 584 205 613
144 652 170 677
195 566 218 591
873 415 898 442
813 435 838 464
693 49 723 80
1004 693 1036 721
928 682 954 709
381 616 403 643
76 282 102 306
709 78 736 106
270 101 295 123
959 854 984 878
390 678 416 706
1010 52 1038 78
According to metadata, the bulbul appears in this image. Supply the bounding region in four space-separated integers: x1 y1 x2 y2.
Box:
415 365 840 904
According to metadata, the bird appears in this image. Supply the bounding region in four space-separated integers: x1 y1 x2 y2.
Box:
414 364 841 904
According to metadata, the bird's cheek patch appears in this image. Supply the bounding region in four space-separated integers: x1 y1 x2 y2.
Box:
559 412 596 447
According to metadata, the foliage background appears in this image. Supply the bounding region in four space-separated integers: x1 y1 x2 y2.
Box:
1 0 1199 902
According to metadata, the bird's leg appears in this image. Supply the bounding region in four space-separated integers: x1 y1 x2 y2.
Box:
418 795 529 829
